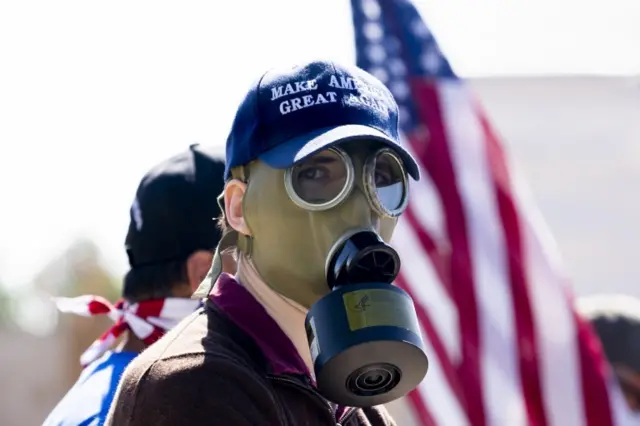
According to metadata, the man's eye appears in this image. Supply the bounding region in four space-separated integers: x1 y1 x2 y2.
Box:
300 167 326 180
375 171 392 186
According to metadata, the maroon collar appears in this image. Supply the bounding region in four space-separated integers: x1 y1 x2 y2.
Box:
209 273 310 377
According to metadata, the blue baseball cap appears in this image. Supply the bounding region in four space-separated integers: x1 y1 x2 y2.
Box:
224 60 420 181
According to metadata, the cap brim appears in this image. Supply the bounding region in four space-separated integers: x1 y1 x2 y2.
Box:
258 124 420 181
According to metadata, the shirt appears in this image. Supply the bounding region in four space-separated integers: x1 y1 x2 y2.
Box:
42 351 138 426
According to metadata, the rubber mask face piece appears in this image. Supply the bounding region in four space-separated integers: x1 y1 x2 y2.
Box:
241 152 398 309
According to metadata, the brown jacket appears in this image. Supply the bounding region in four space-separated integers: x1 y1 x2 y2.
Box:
104 274 397 425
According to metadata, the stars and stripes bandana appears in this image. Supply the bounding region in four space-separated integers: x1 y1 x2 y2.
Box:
53 295 201 367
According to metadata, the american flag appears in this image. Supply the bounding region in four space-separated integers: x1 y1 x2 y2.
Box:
350 0 624 425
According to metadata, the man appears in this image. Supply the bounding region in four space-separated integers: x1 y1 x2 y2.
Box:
105 60 422 425
578 294 640 419
42 144 229 426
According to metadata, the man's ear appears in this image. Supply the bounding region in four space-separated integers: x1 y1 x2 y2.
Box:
185 250 214 293
224 179 251 236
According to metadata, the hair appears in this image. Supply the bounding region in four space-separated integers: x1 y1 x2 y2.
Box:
577 294 640 371
577 294 640 323
122 258 189 303
216 213 240 259
216 213 228 235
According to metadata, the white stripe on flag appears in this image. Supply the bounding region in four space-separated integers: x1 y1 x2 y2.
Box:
393 218 461 362
608 378 638 426
512 166 585 426
441 82 527 425
399 133 448 245
418 335 471 426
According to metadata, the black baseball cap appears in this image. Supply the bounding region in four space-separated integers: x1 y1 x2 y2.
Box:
223 59 420 181
578 294 640 372
125 144 226 268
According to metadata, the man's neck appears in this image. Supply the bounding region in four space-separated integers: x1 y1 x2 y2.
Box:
235 255 315 376
118 334 147 354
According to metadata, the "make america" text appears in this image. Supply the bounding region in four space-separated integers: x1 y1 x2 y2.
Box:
270 75 391 116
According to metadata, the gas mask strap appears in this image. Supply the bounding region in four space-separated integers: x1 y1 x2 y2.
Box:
234 164 254 258
192 230 237 299
192 178 248 299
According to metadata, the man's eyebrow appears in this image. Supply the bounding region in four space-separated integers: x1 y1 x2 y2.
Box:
303 156 339 165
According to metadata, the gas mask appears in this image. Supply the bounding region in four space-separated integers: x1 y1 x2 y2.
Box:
235 141 428 407
194 140 428 407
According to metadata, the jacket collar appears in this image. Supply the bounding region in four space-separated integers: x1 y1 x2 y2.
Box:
209 273 309 377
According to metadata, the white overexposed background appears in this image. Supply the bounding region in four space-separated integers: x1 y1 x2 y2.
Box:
0 0 638 291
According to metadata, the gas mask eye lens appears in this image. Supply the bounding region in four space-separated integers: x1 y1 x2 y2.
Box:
366 149 408 217
286 147 354 211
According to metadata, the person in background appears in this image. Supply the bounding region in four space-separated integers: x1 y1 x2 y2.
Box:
42 144 230 426
578 294 640 419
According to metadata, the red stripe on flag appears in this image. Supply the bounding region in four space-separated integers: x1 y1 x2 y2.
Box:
480 115 548 426
574 311 615 426
403 205 451 295
396 273 466 407
406 388 437 426
408 80 485 426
